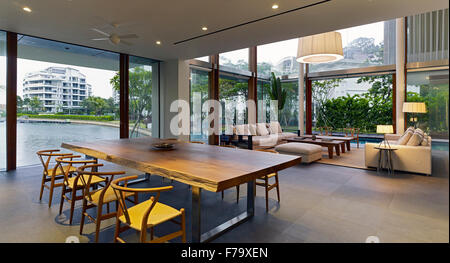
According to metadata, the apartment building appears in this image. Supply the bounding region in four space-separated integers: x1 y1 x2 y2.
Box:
22 67 92 112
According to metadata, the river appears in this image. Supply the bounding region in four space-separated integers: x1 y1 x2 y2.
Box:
0 122 120 169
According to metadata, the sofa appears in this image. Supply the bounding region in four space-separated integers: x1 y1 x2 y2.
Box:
222 121 297 149
365 132 432 176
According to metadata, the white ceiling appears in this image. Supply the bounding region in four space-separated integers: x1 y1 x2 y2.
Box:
0 0 448 61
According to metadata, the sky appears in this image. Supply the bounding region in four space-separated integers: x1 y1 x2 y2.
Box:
0 56 117 104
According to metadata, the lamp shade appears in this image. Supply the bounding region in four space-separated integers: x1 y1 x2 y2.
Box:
297 32 344 63
376 125 393 134
402 102 427 113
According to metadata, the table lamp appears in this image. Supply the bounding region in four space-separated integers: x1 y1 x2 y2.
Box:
402 102 427 128
376 125 394 149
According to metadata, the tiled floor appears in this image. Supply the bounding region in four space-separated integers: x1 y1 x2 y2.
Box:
0 150 448 243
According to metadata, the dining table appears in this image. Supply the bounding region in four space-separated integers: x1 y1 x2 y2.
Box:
61 137 302 243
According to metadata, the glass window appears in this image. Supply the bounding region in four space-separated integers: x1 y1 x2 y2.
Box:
219 74 249 132
309 20 396 72
406 70 449 139
312 75 393 134
219 48 249 72
257 38 299 79
0 31 6 170
190 69 209 143
126 56 157 138
17 35 120 167
257 80 270 123
407 9 449 63
195 56 209 63
280 80 299 132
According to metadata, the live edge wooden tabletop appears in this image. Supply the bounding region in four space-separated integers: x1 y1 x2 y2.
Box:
61 137 302 193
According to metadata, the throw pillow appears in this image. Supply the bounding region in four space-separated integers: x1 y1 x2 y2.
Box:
269 122 282 134
248 124 257 136
256 123 269 136
397 130 414 145
407 131 424 146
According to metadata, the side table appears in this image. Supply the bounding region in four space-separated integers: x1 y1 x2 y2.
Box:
374 147 397 175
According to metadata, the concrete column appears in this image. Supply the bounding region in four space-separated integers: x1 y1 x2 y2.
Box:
159 59 190 140
298 63 305 135
395 18 406 134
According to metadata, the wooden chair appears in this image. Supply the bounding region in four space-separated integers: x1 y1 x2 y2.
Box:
344 128 360 148
255 149 281 212
78 163 138 243
111 175 186 243
56 155 103 224
219 145 240 203
37 149 74 207
319 126 333 136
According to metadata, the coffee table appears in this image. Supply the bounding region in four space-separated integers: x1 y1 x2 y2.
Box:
301 135 355 151
286 137 345 159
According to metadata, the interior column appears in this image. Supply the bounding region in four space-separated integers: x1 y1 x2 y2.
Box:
395 17 406 134
298 63 305 135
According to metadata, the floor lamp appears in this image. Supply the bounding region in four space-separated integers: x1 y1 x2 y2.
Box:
377 125 394 149
403 102 427 128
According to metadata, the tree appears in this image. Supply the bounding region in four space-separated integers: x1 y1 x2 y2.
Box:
111 66 152 137
81 96 108 116
312 78 342 127
357 75 393 103
29 96 43 114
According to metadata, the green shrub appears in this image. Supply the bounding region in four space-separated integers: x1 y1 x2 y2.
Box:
17 113 114 122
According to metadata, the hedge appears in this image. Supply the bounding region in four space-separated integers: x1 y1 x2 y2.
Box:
17 113 114 122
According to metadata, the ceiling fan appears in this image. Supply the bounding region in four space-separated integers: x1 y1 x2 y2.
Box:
91 28 138 46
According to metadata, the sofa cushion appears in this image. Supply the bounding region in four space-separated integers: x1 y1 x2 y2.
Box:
281 132 297 140
269 121 282 134
397 130 414 145
275 143 322 155
235 124 249 135
252 135 278 147
256 123 269 136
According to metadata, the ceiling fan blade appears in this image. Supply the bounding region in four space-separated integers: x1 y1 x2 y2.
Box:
91 38 109 41
91 28 110 37
118 34 138 39
120 40 133 46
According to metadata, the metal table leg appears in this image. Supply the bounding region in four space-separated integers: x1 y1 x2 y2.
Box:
191 181 255 243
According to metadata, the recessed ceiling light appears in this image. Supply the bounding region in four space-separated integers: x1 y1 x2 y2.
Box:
202 26 208 31
272 4 279 9
23 7 32 12
156 41 161 45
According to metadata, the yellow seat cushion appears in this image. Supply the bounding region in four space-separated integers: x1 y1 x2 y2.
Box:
46 165 76 176
257 172 277 180
87 186 134 206
119 199 181 230
65 175 106 189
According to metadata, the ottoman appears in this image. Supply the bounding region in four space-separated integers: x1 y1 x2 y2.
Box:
275 143 322 163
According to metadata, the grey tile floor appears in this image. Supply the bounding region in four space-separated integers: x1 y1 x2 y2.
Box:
0 150 448 243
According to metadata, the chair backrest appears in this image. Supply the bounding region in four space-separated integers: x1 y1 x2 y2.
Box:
111 176 173 227
55 155 97 186
77 163 125 203
36 149 73 176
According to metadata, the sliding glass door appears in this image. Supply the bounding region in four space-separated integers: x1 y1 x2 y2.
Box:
0 31 6 170
16 35 120 167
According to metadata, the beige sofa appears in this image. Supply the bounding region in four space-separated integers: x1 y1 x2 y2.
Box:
227 122 297 149
365 134 432 175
